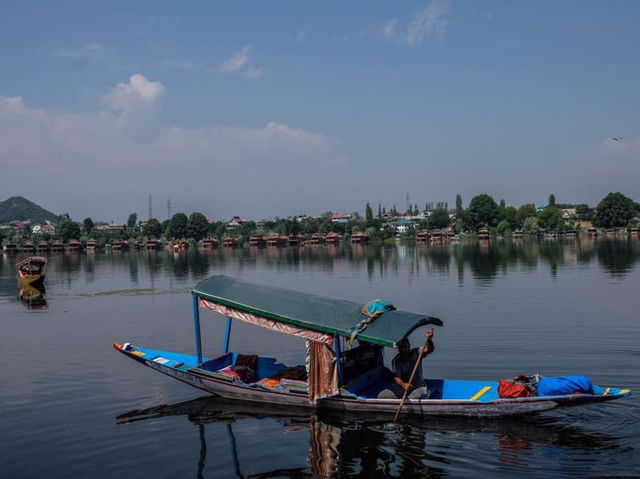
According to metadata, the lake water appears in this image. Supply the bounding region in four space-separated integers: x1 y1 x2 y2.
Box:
1 238 639 477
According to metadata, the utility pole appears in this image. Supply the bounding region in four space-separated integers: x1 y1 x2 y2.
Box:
406 193 410 215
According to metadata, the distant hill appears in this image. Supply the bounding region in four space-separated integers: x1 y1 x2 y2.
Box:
0 196 59 224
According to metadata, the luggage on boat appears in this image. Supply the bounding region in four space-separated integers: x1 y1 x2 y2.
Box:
537 375 593 396
498 374 541 398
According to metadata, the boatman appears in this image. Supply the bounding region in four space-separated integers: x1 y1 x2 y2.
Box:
377 328 435 400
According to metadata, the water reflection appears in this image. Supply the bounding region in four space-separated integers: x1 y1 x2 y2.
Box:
116 396 621 478
17 284 47 309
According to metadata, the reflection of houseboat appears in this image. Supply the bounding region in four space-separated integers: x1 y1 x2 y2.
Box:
145 239 162 250
177 239 190 250
249 235 265 247
3 243 18 253
21 242 36 253
115 275 631 417
416 231 429 243
17 284 47 309
223 237 238 248
37 241 50 252
202 237 218 249
478 228 490 241
350 231 368 244
16 256 47 286
112 240 129 252
326 232 341 245
86 239 98 251
310 233 326 245
66 239 82 252
287 234 305 246
51 241 65 253
447 230 456 241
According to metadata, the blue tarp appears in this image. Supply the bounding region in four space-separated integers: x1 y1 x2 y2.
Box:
538 375 593 396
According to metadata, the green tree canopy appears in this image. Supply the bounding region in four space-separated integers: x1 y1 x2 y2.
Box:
127 213 137 229
82 217 94 233
169 213 188 239
517 204 537 226
538 206 563 231
187 212 209 241
500 206 518 230
468 194 500 229
522 216 539 235
143 218 162 238
548 194 556 207
365 203 373 226
59 219 81 242
429 208 450 229
594 192 637 228
455 194 463 212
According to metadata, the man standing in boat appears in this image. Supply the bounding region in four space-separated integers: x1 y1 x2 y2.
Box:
378 328 435 399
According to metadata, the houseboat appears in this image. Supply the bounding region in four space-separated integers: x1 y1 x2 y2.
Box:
16 256 47 286
513 230 523 239
429 230 443 244
310 233 326 245
416 231 429 243
325 232 341 245
288 234 306 246
631 227 639 237
51 241 65 253
115 275 631 417
478 228 490 241
249 235 265 247
145 239 162 251
3 243 18 253
21 242 36 253
350 231 368 244
66 239 82 253
588 227 598 237
202 237 219 249
266 234 287 247
112 240 129 252
37 241 50 252
86 239 98 251
223 237 238 248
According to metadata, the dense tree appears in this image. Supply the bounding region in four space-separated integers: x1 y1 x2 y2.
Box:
522 217 539 235
548 194 556 207
169 213 188 239
517 204 537 226
499 199 506 209
500 206 518 230
594 192 637 228
468 194 500 229
429 208 450 229
365 203 373 225
538 206 563 231
496 220 511 235
455 194 463 213
377 204 382 218
127 213 137 229
59 219 81 242
187 212 209 241
143 218 162 238
82 217 94 233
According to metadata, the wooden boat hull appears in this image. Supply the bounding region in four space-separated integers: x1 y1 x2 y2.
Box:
114 343 631 417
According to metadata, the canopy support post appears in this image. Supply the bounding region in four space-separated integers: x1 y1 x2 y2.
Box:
223 317 232 354
192 292 203 365
333 334 343 386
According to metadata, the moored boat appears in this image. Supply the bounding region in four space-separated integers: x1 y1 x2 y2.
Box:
115 275 630 417
16 256 47 286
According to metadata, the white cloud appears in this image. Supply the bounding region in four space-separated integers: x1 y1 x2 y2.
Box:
246 66 263 79
379 0 452 46
54 42 105 61
217 46 251 72
296 30 307 42
0 77 344 219
102 74 165 112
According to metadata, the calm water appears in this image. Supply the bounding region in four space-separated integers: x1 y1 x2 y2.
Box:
1 238 639 478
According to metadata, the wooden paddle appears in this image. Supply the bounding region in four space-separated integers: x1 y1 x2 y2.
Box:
393 331 432 423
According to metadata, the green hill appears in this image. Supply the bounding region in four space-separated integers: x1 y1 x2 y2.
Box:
0 196 59 224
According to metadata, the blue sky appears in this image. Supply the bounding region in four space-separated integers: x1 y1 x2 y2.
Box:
1 1 639 222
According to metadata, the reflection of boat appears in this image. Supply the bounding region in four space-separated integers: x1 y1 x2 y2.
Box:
116 395 623 478
16 256 47 286
17 284 47 309
115 275 631 417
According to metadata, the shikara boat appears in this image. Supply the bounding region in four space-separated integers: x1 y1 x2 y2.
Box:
115 275 631 417
16 256 47 286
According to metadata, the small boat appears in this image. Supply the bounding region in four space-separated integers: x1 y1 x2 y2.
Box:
17 284 47 309
16 256 47 286
115 275 631 417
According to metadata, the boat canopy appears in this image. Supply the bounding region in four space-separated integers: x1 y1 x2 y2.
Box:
192 275 442 348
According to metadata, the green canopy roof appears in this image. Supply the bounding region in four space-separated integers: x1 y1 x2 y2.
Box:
193 275 442 348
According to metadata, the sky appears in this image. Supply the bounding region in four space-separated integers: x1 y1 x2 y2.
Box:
1 1 639 222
